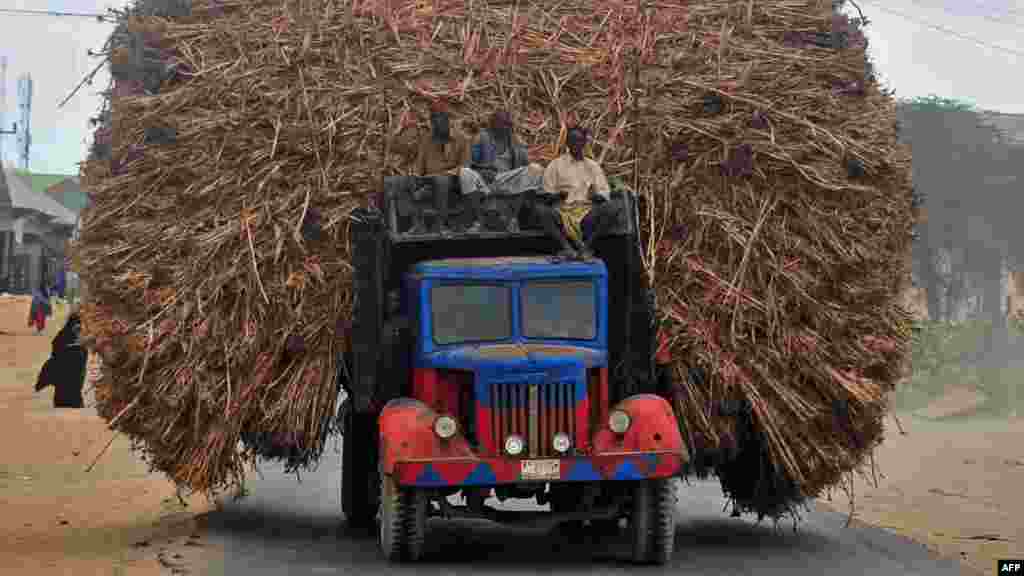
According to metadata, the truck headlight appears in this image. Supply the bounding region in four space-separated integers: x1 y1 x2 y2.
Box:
608 409 631 434
552 432 571 454
505 434 525 456
433 415 458 439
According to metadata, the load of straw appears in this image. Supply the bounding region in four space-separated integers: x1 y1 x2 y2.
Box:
77 0 915 515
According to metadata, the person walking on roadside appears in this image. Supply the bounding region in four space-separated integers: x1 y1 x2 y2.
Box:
29 283 52 334
54 267 67 300
35 304 88 408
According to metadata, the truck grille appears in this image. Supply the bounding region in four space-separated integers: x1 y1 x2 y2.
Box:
489 381 577 458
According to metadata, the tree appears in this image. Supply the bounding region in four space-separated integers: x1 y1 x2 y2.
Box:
898 96 1022 357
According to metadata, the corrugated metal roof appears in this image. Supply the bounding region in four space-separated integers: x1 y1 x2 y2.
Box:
45 177 90 214
0 167 78 226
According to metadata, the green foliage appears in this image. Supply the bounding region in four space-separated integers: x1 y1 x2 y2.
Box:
900 94 977 113
13 170 75 194
900 318 1024 415
910 319 985 376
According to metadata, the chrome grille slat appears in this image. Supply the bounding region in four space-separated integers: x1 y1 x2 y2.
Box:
540 384 549 454
548 383 557 451
559 383 565 442
489 380 577 458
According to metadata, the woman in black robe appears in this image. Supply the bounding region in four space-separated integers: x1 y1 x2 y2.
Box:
35 307 88 408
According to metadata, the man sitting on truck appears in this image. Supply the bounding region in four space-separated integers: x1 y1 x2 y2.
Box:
459 110 545 232
416 100 471 176
408 100 472 234
535 126 619 258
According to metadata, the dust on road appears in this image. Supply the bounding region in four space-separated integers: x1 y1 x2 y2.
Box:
0 295 216 575
819 402 1024 575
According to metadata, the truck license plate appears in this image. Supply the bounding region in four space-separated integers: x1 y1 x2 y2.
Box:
520 459 560 480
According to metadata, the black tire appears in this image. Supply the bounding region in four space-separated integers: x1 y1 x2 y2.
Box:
404 484 427 561
379 468 427 562
630 479 677 564
630 481 651 563
650 478 677 565
342 411 379 528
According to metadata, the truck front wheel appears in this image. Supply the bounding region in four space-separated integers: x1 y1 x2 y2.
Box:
630 479 677 565
378 469 427 561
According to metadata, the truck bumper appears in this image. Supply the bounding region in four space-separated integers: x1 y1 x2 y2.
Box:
393 452 684 487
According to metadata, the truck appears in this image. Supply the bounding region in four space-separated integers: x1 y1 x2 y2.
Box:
336 175 688 564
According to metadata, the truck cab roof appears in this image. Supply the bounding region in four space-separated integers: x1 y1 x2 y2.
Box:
412 256 607 281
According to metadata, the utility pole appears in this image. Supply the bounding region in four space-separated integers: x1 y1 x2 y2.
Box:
16 73 32 171
0 56 16 166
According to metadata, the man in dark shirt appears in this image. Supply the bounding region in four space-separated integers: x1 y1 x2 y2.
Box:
408 100 471 234
415 100 470 176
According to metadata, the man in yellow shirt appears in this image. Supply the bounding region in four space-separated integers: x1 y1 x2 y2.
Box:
536 127 617 258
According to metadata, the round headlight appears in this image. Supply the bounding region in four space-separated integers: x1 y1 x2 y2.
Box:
433 415 458 439
608 409 631 434
552 432 571 454
505 434 525 456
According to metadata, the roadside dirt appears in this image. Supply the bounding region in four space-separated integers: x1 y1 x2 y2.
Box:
911 386 989 420
818 398 1024 576
0 295 215 575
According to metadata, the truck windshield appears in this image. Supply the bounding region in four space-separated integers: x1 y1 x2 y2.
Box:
431 284 512 345
521 280 597 340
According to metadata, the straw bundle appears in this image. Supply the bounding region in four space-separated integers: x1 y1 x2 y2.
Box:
77 0 914 514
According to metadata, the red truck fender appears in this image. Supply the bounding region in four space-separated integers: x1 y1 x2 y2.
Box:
592 394 688 461
378 398 475 475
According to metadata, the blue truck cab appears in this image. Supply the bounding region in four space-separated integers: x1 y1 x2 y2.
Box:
404 256 608 460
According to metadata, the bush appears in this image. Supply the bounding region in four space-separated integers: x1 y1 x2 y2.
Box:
902 318 1024 413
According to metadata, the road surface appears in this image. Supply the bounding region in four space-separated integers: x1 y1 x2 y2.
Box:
201 442 970 575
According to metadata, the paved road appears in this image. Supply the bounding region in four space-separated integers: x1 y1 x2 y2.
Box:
201 442 968 575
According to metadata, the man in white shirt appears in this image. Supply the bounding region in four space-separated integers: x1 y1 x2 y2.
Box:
534 127 617 258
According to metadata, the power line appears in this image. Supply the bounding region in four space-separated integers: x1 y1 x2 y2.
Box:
858 0 1024 58
0 7 109 20
962 0 1024 20
898 0 1024 31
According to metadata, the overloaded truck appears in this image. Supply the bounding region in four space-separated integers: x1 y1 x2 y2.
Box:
337 176 688 564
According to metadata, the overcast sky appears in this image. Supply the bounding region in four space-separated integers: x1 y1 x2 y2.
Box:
0 0 1022 175
0 0 121 175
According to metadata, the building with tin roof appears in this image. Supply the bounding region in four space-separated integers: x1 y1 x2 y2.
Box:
0 167 77 294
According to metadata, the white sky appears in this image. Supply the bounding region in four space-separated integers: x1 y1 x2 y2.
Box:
0 0 121 175
0 0 1022 175
856 0 1023 113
